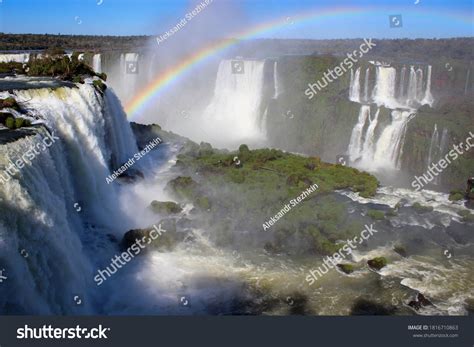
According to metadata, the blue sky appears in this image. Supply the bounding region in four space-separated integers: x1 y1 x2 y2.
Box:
0 0 472 38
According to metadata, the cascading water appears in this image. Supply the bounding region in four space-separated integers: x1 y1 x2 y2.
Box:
349 67 361 102
372 65 397 108
197 60 266 148
0 83 138 314
0 53 30 63
422 65 434 106
363 67 370 102
347 62 434 172
92 54 102 73
427 124 439 169
348 105 370 161
273 61 281 99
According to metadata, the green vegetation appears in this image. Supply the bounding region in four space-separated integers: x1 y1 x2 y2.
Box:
337 263 355 274
458 210 474 223
367 209 385 220
2 116 31 129
165 141 379 255
92 79 107 93
150 201 183 215
367 257 388 271
412 202 434 214
0 53 107 83
449 190 465 201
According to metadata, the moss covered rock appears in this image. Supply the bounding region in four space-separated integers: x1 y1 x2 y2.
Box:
367 209 385 220
150 201 182 215
412 202 434 214
337 263 355 274
367 257 388 271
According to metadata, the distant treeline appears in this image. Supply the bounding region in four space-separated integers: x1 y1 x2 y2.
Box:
0 34 472 62
0 33 149 52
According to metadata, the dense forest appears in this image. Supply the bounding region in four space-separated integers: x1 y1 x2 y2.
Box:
1 34 472 63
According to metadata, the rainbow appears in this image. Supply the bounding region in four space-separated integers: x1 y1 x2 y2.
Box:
125 5 471 119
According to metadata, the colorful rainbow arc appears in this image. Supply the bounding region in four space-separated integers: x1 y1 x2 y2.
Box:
125 6 471 119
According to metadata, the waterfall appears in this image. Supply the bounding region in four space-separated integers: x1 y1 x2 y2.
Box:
421 66 434 106
199 60 266 147
273 61 281 99
0 53 30 63
416 68 424 103
349 67 361 102
407 66 418 106
360 107 380 164
398 66 406 101
426 125 448 185
363 68 370 102
372 110 415 170
346 62 434 172
92 54 102 73
372 65 397 108
427 124 439 168
348 105 370 161
0 84 138 314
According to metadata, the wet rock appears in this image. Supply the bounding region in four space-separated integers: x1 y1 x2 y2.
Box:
393 245 407 257
367 257 388 271
408 293 433 311
150 200 182 215
351 298 396 315
337 263 354 274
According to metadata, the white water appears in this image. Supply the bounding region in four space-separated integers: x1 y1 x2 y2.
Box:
199 60 266 148
427 124 439 170
347 62 434 172
273 61 281 99
372 110 414 170
363 67 370 102
422 65 434 106
372 65 397 108
0 83 139 314
92 54 102 73
0 53 30 63
349 67 361 102
348 105 370 161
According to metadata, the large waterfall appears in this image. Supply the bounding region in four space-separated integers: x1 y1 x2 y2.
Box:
0 83 138 314
347 62 434 172
198 60 266 147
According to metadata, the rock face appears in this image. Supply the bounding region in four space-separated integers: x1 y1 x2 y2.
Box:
467 177 474 200
408 293 433 311
351 298 396 315
367 257 388 271
150 200 183 215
